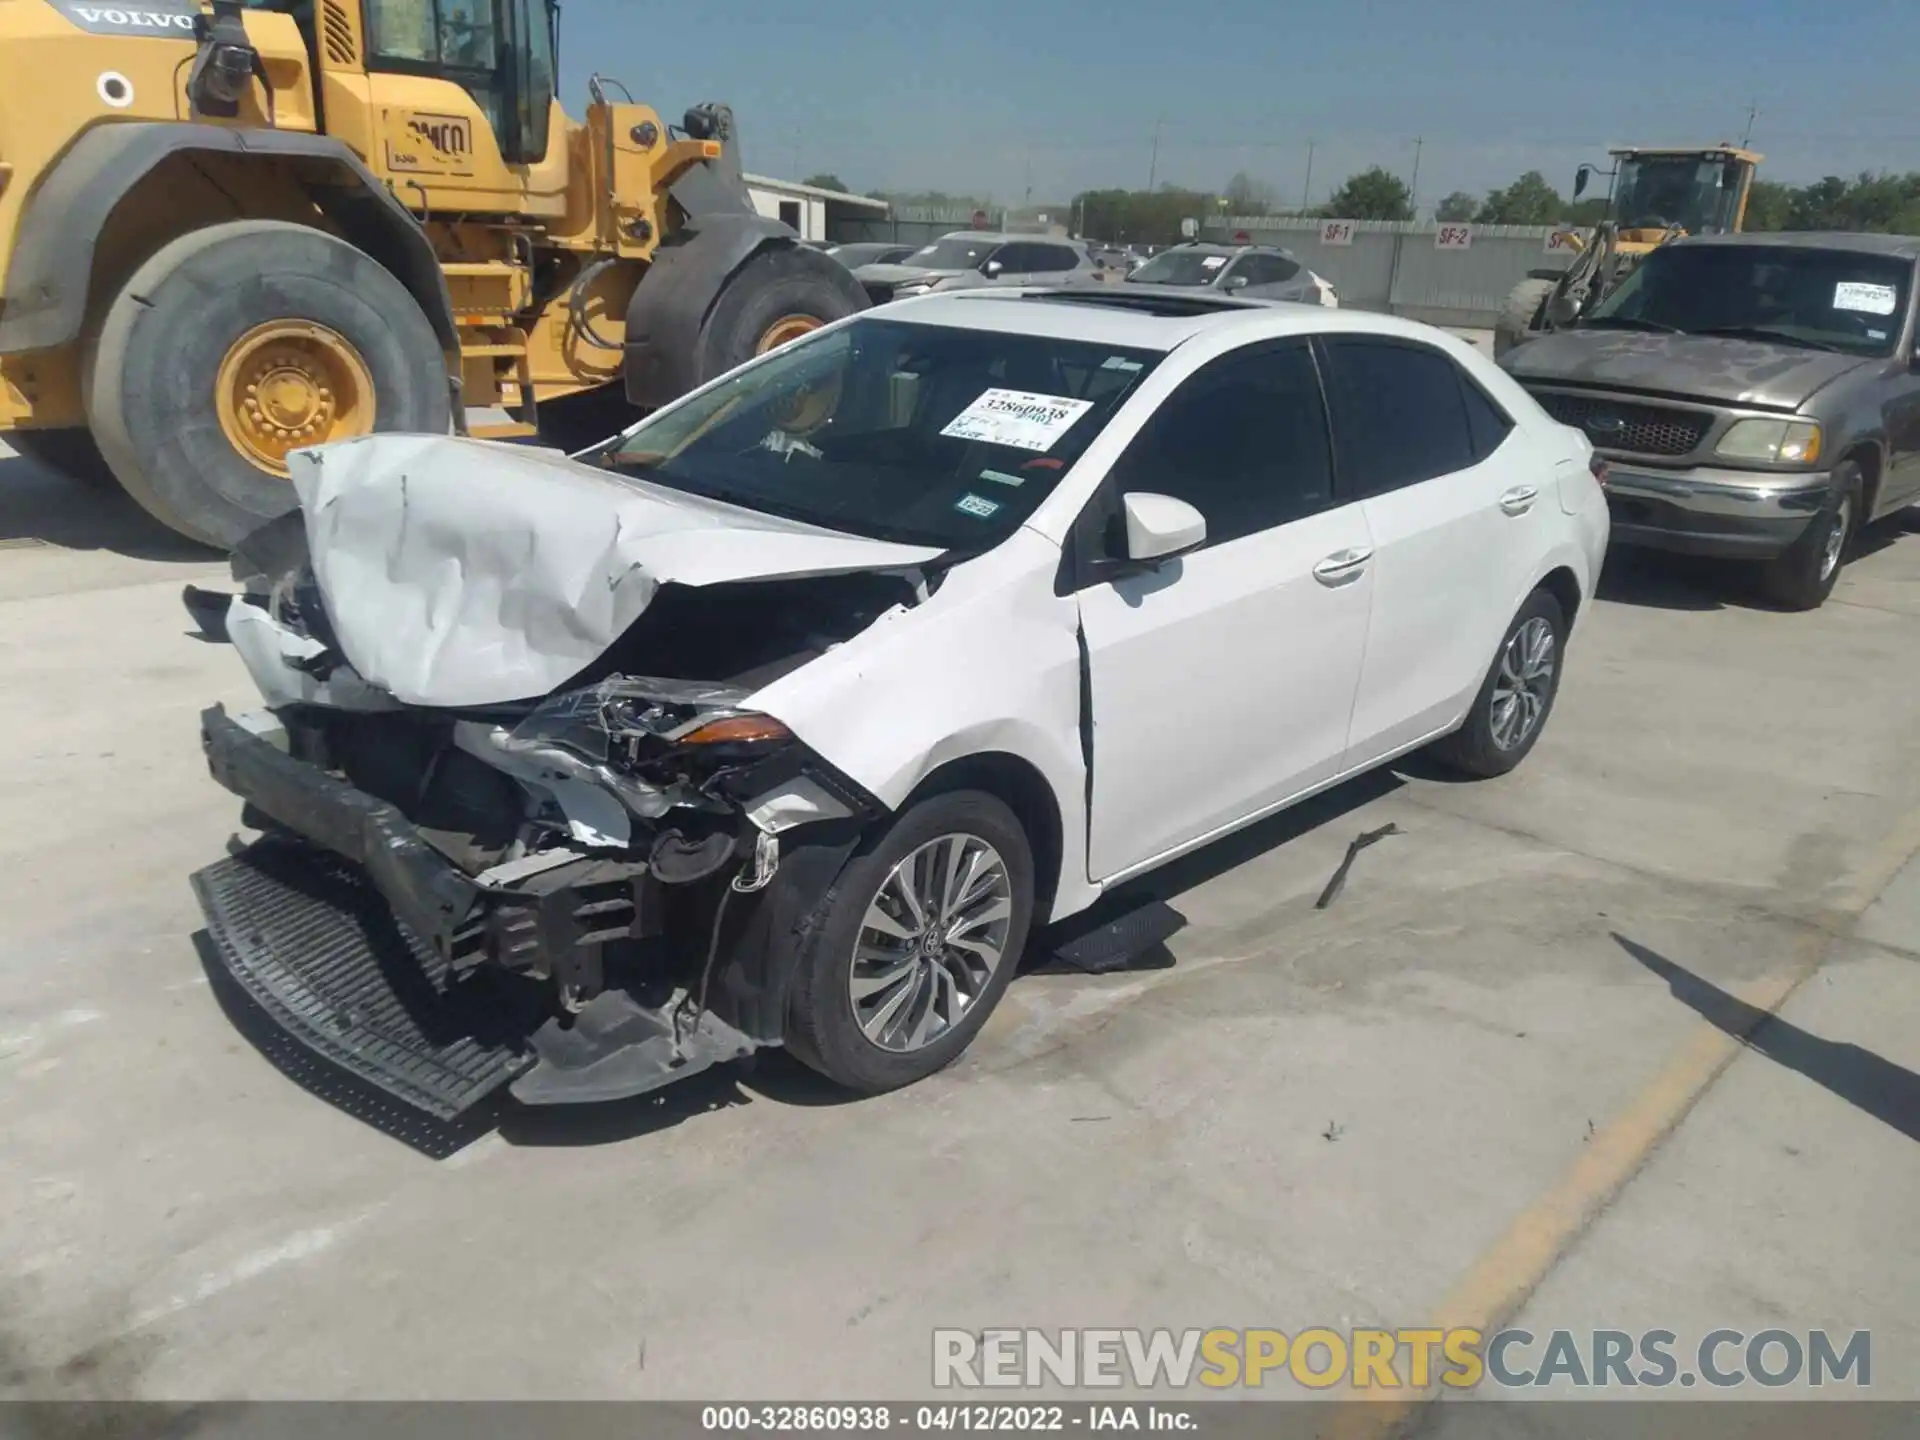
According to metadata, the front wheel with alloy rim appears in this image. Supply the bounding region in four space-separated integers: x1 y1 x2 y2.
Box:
785 790 1034 1093
1429 588 1567 779
1759 463 1861 611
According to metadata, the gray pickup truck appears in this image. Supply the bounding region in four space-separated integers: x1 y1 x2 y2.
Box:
1501 232 1920 609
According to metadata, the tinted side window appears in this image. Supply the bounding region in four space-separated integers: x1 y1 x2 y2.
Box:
993 244 1036 271
1461 375 1515 460
1320 338 1477 496
1032 245 1082 272
1244 254 1302 285
1108 343 1334 549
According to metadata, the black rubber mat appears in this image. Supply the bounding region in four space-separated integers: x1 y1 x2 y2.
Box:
193 841 537 1120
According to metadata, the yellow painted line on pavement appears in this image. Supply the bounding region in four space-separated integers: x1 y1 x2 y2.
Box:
1329 805 1920 1440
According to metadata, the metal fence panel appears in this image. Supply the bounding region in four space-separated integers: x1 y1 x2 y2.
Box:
1202 217 1570 328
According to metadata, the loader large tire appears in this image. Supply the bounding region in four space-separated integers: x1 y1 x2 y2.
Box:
1493 277 1558 360
85 220 451 549
693 244 868 387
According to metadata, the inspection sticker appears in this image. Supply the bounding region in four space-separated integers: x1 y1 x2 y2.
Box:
978 468 1026 487
941 387 1095 452
1101 356 1144 372
1202 255 1227 269
954 493 1001 518
1834 281 1898 315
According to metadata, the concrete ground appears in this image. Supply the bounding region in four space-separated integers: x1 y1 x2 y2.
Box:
1 439 1916 1418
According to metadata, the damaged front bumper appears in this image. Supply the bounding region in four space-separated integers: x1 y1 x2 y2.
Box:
194 705 861 1119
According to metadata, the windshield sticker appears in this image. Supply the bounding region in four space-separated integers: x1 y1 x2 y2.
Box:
1834 281 1898 315
978 468 1026 487
954 493 1001 519
1201 255 1228 269
940 388 1096 452
1101 356 1144 372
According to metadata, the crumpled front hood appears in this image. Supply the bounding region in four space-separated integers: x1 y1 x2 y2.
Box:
289 434 941 709
1503 329 1869 411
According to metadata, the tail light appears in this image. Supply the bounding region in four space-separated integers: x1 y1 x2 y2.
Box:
1588 455 1610 489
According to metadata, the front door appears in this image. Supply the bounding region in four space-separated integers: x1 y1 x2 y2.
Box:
1075 341 1375 881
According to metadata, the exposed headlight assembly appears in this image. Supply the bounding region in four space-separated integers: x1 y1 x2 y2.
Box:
1715 418 1824 466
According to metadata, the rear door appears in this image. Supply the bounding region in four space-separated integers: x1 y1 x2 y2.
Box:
1074 341 1375 880
1319 335 1543 768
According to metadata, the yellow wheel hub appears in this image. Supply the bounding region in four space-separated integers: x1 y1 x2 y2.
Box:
756 313 823 354
215 320 376 477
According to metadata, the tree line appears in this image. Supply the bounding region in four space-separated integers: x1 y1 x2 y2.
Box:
805 167 1920 247
1080 167 1920 246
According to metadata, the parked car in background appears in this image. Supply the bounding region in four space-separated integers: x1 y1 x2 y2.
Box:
190 287 1606 1120
824 242 918 269
1502 232 1920 609
853 233 1103 302
1127 242 1339 307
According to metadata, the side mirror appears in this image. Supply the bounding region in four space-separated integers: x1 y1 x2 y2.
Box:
1121 492 1206 563
983 259 1004 277
1222 274 1250 292
1573 165 1592 199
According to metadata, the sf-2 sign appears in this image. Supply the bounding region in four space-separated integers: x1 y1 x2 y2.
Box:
1544 229 1583 255
1319 220 1357 247
1435 225 1473 250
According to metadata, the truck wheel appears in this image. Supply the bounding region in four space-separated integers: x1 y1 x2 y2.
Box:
4 428 116 489
785 790 1034 1094
1759 463 1861 611
694 244 868 387
85 220 451 548
1493 277 1558 360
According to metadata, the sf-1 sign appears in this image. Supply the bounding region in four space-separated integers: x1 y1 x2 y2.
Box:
1319 220 1357 247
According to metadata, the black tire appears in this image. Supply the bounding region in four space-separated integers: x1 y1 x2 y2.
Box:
4 428 117 488
1430 588 1568 779
84 220 451 549
1493 277 1558 360
785 789 1035 1094
693 244 868 388
1758 462 1861 611
533 382 645 454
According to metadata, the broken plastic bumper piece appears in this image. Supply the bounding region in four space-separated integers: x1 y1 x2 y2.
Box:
192 705 759 1118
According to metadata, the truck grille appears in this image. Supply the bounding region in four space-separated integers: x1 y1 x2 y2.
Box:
1532 391 1712 458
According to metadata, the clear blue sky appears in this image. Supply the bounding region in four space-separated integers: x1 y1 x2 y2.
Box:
556 0 1920 210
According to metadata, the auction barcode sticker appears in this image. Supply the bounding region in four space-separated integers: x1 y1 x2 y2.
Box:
1834 281 1898 315
941 388 1095 452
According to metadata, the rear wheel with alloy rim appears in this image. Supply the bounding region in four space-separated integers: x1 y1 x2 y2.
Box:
786 790 1034 1092
1760 462 1861 611
1430 587 1567 778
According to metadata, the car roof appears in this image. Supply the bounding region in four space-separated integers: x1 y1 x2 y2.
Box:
917 231 1085 245
871 285 1456 353
1674 231 1920 260
1152 241 1301 259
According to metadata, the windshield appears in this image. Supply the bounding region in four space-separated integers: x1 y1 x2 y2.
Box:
1585 245 1913 357
1127 250 1231 287
905 239 996 271
583 318 1163 550
1611 155 1742 234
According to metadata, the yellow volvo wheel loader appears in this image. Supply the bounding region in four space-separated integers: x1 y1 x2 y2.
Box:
0 0 868 547
1494 144 1761 358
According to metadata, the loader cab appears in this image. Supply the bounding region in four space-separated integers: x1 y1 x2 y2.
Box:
1574 146 1761 244
361 0 558 165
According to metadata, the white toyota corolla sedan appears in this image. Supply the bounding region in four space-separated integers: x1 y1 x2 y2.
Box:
192 286 1610 1122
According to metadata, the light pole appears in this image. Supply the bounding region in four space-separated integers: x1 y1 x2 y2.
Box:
1302 139 1315 212
1408 136 1423 218
1147 116 1163 193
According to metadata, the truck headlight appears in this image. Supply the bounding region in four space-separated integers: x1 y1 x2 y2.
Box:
1715 418 1823 466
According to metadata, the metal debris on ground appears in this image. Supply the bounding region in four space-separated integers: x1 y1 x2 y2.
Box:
1314 823 1402 909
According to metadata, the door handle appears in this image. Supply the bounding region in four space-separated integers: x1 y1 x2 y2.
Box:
1500 485 1540 515
1313 546 1373 585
